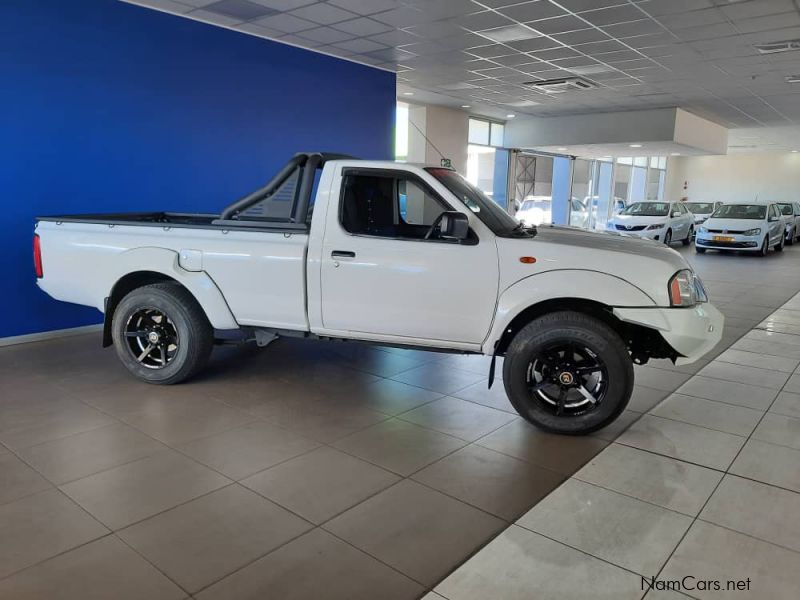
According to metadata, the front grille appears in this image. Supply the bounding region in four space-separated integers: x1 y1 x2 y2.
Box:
615 224 646 231
705 228 746 234
696 238 758 249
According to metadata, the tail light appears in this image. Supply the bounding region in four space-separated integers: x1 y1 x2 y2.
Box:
33 234 43 278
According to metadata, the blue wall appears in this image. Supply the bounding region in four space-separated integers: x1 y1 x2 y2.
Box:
0 0 395 339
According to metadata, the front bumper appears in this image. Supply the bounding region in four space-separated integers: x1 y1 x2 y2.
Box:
696 234 760 250
613 303 724 365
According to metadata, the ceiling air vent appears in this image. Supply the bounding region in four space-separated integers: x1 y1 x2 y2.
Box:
786 74 800 83
524 77 597 93
754 39 800 54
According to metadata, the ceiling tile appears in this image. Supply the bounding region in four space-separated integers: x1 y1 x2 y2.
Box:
297 25 354 43
370 6 427 27
253 12 317 32
289 2 357 24
203 0 278 19
332 37 387 53
327 0 403 14
530 15 589 34
332 16 392 35
498 1 567 22
582 4 649 26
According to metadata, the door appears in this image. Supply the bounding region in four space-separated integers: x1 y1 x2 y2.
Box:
768 204 783 244
319 168 499 345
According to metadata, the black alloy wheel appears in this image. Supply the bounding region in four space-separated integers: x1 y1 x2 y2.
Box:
123 308 179 369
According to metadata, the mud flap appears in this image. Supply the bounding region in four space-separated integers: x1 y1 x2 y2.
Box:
488 353 497 389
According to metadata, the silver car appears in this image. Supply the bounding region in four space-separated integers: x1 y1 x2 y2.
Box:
777 202 800 245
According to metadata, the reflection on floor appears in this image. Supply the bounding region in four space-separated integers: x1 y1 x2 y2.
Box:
0 246 799 599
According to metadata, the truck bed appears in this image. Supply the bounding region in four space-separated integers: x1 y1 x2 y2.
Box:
36 212 306 232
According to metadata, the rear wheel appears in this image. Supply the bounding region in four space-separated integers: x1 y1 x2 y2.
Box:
664 229 672 245
787 228 795 245
696 246 706 254
502 311 633 435
682 226 693 246
111 282 213 384
776 234 785 252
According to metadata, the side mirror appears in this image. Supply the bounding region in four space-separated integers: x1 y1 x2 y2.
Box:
439 211 470 240
513 200 521 212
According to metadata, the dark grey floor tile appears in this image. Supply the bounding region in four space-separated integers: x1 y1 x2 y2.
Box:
332 418 466 476
354 378 443 416
0 535 184 600
0 449 51 505
676 376 777 410
633 366 692 393
769 391 800 419
118 484 311 593
752 412 800 450
16 422 164 485
60 449 230 530
697 361 790 390
628 384 670 413
452 378 517 414
398 396 516 441
590 410 642 442
412 444 564 521
324 480 504 586
731 439 800 493
242 447 399 524
195 528 423 600
177 420 320 480
650 393 763 437
0 488 108 579
476 419 608 474
390 363 485 395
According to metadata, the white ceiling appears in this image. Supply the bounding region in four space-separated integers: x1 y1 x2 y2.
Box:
126 0 800 151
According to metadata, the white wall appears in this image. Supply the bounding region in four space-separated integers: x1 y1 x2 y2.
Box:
665 153 800 203
405 104 469 174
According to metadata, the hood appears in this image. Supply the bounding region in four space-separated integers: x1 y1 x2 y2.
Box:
609 214 669 226
496 225 690 305
702 217 764 231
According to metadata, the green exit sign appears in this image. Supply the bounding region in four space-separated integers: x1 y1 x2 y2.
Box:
440 158 452 168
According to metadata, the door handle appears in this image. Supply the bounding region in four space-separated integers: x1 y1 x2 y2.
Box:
331 250 356 259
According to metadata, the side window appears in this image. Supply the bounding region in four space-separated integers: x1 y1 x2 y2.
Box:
340 172 449 240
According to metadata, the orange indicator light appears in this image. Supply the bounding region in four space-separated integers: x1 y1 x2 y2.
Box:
519 256 536 264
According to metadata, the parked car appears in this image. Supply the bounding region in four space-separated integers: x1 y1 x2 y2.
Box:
696 202 785 256
777 202 800 245
569 198 589 228
684 201 722 227
606 201 695 245
515 196 553 226
35 153 722 435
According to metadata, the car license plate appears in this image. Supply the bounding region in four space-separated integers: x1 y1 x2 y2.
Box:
713 235 734 242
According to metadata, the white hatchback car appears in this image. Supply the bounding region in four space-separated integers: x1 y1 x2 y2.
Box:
777 202 800 245
696 202 786 256
606 201 695 245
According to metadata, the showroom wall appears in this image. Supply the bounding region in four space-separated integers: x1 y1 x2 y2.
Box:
665 153 800 203
1 0 395 340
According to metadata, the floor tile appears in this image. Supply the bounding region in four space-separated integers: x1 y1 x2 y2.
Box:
700 474 800 553
676 376 777 410
781 372 800 394
517 478 691 575
119 398 255 446
743 328 800 347
390 363 485 395
452 378 517 414
177 420 320 480
769 391 800 419
751 412 800 450
633 366 692 392
628 384 670 413
16 422 164 485
715 348 799 373
576 443 723 516
697 361 790 390
330 346 427 378
731 337 800 360
661 521 800 599
0 401 116 451
60 449 230 529
195 528 423 600
0 449 51 505
730 439 800 493
398 396 516 442
324 480 504 586
332 418 465 476
118 484 310 593
0 488 108 579
435 525 643 600
650 393 763 437
433 354 495 375
616 414 746 470
354 378 443 416
242 447 399 524
412 444 564 521
0 535 184 600
476 419 609 474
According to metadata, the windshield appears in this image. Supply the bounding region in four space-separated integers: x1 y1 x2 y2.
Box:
779 203 794 216
712 204 767 220
426 168 521 235
621 202 670 217
685 202 715 214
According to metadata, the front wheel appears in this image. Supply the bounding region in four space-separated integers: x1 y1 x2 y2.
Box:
776 235 785 252
759 235 769 256
696 246 707 254
502 311 633 435
111 282 214 384
682 226 693 246
664 229 672 245
787 228 795 245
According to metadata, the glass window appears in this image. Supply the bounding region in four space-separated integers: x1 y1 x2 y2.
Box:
490 122 504 147
633 156 648 167
621 202 670 216
340 173 449 239
467 144 496 195
468 119 490 145
713 204 766 219
395 102 409 160
778 203 793 216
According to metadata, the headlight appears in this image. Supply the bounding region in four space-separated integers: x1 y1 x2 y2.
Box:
699 226 708 234
646 223 665 230
669 269 707 307
743 228 761 236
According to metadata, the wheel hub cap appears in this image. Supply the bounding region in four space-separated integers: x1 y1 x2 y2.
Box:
558 371 575 385
147 331 160 344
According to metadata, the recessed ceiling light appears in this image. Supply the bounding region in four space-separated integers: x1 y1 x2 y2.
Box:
557 147 567 152
786 75 800 83
402 91 414 96
461 104 471 108
793 150 799 153
506 114 516 118
670 152 681 156
629 144 643 148
478 24 540 43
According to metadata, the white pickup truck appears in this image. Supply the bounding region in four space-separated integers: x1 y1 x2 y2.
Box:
35 153 723 434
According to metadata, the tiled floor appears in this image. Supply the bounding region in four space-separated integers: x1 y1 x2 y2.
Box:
3 246 800 599
432 247 800 600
